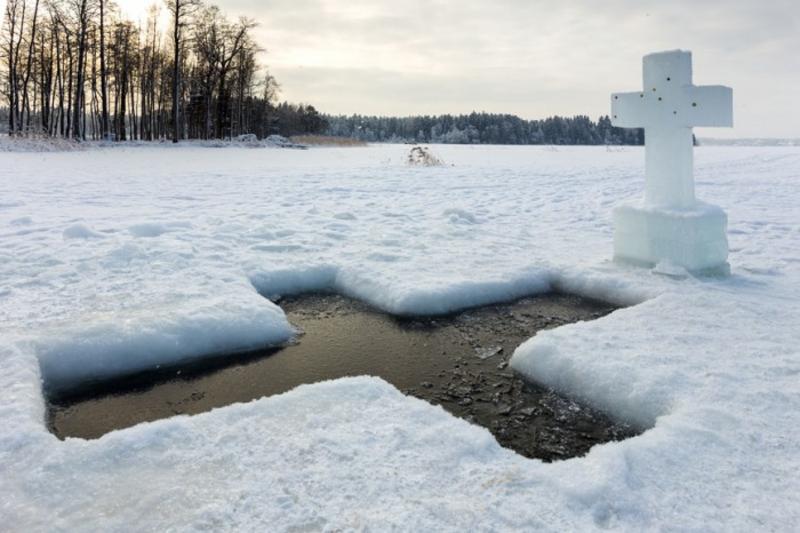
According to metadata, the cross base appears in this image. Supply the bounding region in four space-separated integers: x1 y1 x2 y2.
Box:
613 201 729 275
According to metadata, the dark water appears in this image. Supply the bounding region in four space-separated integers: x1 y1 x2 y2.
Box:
48 293 637 460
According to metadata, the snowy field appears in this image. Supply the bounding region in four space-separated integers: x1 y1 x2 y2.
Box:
1 143 799 530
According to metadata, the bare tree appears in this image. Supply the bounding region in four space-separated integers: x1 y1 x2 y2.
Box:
98 0 108 138
165 0 200 143
2 0 302 142
2 0 25 134
18 0 40 133
70 0 92 139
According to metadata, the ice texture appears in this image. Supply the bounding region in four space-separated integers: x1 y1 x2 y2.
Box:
613 201 729 272
1 143 799 530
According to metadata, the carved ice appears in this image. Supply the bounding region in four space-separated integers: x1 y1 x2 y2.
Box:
611 50 733 274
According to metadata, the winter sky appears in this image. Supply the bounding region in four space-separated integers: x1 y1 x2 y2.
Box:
113 0 800 137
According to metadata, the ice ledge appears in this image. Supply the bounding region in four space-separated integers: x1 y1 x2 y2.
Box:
35 292 294 395
613 201 729 274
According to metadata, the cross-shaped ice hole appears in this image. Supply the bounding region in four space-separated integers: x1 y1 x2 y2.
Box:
46 292 640 461
611 50 732 208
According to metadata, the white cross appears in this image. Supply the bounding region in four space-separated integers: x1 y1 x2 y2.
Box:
611 50 732 208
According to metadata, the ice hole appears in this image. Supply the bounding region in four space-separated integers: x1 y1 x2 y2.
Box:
46 292 639 461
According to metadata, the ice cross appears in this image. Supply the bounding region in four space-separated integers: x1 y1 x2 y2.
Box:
610 50 733 274
611 50 732 208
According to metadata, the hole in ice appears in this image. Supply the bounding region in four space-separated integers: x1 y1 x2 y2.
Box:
692 102 698 107
46 293 638 461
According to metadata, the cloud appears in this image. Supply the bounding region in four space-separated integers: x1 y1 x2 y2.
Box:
216 0 798 136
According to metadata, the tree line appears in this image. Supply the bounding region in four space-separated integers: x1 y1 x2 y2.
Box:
325 113 645 145
1 0 327 141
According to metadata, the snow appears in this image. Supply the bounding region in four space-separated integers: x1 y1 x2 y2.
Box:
700 137 800 147
36 288 291 394
62 223 106 240
1 143 799 530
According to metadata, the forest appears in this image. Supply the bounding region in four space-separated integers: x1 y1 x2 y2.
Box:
325 113 644 146
0 0 326 141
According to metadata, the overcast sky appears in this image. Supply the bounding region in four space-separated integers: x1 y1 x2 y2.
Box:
121 0 798 137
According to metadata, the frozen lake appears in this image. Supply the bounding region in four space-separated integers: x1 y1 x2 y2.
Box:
1 143 799 530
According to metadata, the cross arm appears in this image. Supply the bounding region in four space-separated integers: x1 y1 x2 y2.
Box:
683 85 733 127
610 91 647 128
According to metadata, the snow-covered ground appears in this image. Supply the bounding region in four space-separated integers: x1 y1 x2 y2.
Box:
1 143 798 530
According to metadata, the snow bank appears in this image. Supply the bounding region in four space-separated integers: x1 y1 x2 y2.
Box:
336 267 554 316
0 136 86 153
512 295 677 428
63 223 105 239
249 265 339 299
36 290 292 394
251 265 553 316
128 222 173 238
0 136 309 154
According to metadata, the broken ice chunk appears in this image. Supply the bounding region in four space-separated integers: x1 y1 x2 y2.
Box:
474 346 503 360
